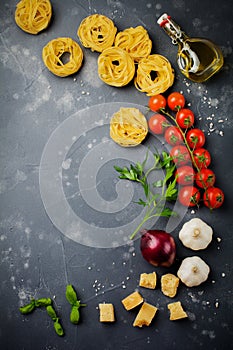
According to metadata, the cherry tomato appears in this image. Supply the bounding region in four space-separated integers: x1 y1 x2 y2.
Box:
186 128 205 149
170 145 191 166
148 113 169 135
176 108 195 129
178 186 201 207
203 187 224 209
164 126 183 146
167 92 185 111
195 169 216 189
193 148 211 169
148 94 167 112
175 165 195 185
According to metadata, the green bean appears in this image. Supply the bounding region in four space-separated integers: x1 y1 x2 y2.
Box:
19 299 36 314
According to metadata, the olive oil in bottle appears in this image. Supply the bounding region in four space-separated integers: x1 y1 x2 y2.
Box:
157 14 224 83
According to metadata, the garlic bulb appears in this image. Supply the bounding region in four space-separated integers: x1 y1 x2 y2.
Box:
177 256 210 287
179 218 213 250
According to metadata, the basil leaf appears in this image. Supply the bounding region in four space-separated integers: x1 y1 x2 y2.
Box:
46 305 57 321
66 285 77 305
70 305 80 324
19 299 36 314
54 319 64 336
35 298 52 307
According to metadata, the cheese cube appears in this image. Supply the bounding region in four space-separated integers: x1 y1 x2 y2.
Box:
133 302 158 327
99 303 115 322
139 272 157 289
121 291 143 311
167 301 188 321
161 273 179 298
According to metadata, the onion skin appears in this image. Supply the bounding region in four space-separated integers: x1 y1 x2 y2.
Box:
140 230 176 267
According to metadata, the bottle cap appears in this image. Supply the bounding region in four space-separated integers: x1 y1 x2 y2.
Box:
157 13 171 27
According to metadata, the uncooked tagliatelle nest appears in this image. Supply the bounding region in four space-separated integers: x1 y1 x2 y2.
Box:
77 14 117 52
98 47 135 87
114 26 152 62
42 37 83 77
15 0 52 34
110 107 148 147
134 54 175 96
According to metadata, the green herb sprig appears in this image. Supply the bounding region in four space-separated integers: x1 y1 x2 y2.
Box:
66 285 86 325
19 297 64 336
19 297 52 314
46 305 64 336
114 150 178 239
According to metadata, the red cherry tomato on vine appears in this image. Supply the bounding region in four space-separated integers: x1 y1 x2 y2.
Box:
178 186 201 207
148 94 167 112
148 114 169 135
164 126 183 146
175 165 195 185
170 145 191 166
193 148 211 169
167 92 185 111
195 169 216 189
203 187 224 209
176 108 195 129
186 128 206 149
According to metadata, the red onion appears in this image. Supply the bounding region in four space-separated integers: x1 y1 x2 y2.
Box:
140 230 176 267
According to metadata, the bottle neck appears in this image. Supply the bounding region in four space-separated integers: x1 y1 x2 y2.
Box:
157 14 188 46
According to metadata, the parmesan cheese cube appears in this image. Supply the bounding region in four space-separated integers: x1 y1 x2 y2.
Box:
99 303 115 322
139 272 157 289
167 301 188 321
161 273 179 298
121 291 143 311
133 302 158 327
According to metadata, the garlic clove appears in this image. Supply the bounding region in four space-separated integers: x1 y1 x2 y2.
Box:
179 218 213 250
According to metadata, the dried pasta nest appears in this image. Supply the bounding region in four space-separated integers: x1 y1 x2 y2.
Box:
134 54 175 96
114 26 152 62
98 47 135 87
110 107 148 147
15 0 52 35
77 14 117 52
42 37 83 77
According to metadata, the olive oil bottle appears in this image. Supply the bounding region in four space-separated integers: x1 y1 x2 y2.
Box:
157 14 224 82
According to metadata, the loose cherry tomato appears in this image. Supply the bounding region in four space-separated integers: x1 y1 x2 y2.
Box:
195 169 216 189
175 165 195 185
176 108 195 129
170 145 191 167
203 187 224 209
186 128 206 149
193 148 211 169
178 186 201 207
148 113 169 135
148 94 167 112
167 92 185 111
164 126 183 146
